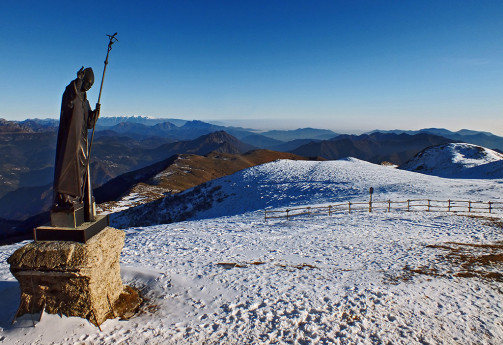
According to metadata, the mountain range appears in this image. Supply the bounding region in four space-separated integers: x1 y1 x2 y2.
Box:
291 132 455 165
2 116 503 243
368 128 503 152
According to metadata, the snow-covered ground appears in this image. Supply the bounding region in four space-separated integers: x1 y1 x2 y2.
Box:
400 143 503 178
1 157 503 344
110 158 503 228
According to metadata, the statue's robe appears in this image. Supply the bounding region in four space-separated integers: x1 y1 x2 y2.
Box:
53 79 96 199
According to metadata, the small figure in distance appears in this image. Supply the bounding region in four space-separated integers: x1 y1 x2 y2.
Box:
52 67 100 211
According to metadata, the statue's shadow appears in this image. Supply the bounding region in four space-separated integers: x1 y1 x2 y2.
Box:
0 280 20 329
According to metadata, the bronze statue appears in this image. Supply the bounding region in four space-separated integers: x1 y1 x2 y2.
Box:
53 67 100 211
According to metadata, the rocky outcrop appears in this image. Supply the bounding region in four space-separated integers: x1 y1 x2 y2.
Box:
8 227 141 326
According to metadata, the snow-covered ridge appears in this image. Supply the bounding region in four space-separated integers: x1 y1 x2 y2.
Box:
400 143 503 178
111 157 503 228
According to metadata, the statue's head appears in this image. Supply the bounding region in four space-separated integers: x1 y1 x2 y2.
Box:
80 67 94 92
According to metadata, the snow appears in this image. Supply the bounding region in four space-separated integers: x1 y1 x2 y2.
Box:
110 158 503 228
1 158 503 344
400 143 503 178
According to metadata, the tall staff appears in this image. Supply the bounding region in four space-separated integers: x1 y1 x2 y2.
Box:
84 32 118 221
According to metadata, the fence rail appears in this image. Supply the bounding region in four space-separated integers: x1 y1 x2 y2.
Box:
264 199 503 221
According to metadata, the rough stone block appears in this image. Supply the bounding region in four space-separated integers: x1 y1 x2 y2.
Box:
8 227 141 326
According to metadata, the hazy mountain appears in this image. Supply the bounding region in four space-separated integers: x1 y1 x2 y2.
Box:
270 139 323 152
368 128 503 151
291 132 455 165
97 116 187 127
177 120 256 141
98 120 339 143
261 128 339 141
0 119 33 133
18 118 59 132
240 134 326 152
100 121 180 139
144 131 256 163
0 131 57 197
240 134 285 148
95 119 258 141
0 183 52 221
399 143 503 179
90 131 255 187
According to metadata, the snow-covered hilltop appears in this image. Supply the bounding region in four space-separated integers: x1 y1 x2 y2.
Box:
110 157 503 228
400 143 503 178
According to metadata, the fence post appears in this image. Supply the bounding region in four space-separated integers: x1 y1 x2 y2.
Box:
448 199 451 212
286 209 290 220
489 201 492 214
328 205 332 216
348 201 351 214
388 200 391 212
468 201 471 213
407 200 410 212
427 200 430 212
369 187 374 213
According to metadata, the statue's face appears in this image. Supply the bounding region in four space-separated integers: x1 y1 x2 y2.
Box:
81 77 94 92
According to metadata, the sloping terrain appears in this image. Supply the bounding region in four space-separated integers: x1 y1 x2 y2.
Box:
97 150 317 213
110 157 503 228
400 143 503 178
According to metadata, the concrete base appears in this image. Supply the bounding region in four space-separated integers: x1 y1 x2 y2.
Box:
8 227 142 326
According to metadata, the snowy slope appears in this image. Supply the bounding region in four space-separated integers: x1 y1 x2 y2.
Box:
1 209 503 344
110 158 503 228
400 143 503 178
1 158 503 344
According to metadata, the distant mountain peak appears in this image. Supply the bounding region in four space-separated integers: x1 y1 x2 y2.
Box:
0 118 33 133
203 130 235 141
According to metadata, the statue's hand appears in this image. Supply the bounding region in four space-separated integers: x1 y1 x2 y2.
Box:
94 103 101 119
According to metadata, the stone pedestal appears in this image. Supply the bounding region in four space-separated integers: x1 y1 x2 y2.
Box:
8 227 142 326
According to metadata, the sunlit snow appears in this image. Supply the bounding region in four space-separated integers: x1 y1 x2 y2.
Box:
1 156 502 344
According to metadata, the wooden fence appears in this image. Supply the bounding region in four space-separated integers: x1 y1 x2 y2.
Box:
264 199 503 221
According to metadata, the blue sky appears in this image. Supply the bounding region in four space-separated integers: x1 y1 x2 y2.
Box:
1 1 502 134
